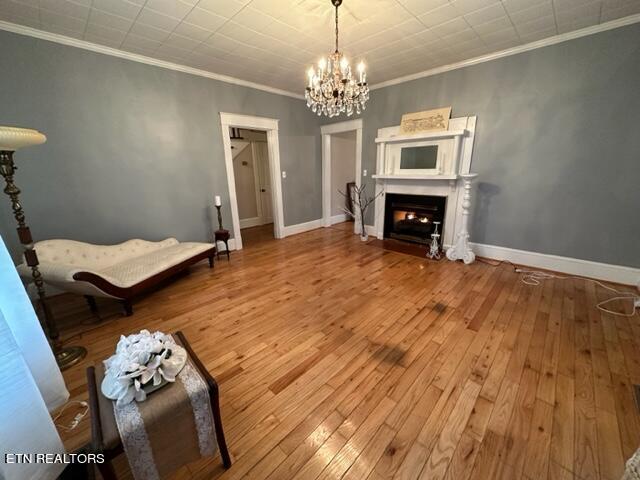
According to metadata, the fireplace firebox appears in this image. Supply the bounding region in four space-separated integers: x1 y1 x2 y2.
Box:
383 194 446 245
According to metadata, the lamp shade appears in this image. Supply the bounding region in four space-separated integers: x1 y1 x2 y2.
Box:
0 126 46 151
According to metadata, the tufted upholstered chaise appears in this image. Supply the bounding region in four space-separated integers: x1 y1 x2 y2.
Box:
17 238 215 315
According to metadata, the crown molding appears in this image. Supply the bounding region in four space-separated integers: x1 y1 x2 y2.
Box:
370 13 640 91
0 20 304 100
1 13 639 101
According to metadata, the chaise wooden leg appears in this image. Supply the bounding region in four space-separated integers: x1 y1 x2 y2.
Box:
121 299 133 317
208 254 214 268
84 295 98 313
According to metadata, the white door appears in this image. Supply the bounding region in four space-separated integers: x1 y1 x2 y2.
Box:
254 141 273 224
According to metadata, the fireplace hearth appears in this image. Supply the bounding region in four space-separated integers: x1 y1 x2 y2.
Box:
383 194 446 245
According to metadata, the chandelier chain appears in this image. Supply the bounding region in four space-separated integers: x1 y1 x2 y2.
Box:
335 3 339 53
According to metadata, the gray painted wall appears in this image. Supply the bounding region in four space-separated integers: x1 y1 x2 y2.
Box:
0 30 322 259
354 23 640 268
1 24 639 269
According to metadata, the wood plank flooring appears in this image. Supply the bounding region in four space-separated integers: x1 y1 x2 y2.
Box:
54 222 640 479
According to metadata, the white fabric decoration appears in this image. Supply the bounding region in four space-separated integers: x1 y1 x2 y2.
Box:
102 330 187 406
0 235 68 480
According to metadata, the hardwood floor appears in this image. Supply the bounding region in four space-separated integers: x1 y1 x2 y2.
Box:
54 223 640 479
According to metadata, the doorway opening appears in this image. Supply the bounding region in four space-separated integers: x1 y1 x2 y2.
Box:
220 113 284 251
230 128 274 247
321 119 363 234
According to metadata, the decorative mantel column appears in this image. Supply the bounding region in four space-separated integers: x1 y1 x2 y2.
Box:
446 173 478 264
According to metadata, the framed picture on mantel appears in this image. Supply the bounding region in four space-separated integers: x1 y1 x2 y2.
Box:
400 107 451 135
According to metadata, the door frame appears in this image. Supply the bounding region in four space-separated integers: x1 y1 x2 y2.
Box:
321 118 363 233
220 113 284 250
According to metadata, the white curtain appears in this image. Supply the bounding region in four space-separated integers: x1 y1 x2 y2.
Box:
0 234 68 480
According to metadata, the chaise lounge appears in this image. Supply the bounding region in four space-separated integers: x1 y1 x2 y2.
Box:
17 238 216 315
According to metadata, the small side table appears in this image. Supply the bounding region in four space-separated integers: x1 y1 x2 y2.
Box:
86 331 231 479
215 229 231 261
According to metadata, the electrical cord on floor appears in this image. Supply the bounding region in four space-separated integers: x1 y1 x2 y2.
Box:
477 258 640 317
53 400 89 431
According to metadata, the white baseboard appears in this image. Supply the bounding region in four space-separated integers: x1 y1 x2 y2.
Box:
361 225 639 285
240 217 262 229
471 243 640 286
365 225 378 237
330 213 349 225
283 219 323 237
216 238 237 252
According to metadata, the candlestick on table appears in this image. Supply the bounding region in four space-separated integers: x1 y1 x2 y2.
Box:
215 205 223 231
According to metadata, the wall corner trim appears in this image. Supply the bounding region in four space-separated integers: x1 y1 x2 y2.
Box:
0 20 303 100
283 219 324 237
370 13 640 90
2 14 639 99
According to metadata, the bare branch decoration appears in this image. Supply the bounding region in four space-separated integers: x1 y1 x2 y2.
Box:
338 184 383 240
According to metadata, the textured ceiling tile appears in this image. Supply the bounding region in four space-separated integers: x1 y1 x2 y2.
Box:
231 6 277 31
463 2 507 25
601 2 640 20
0 0 39 21
418 3 461 27
397 0 450 16
88 9 134 31
518 26 558 42
557 15 600 31
121 33 162 51
508 1 555 24
443 27 481 44
431 17 470 37
513 15 556 34
452 0 501 14
128 21 170 41
39 0 89 21
84 22 127 42
479 25 520 44
554 0 602 12
163 32 201 51
502 0 551 13
10 0 40 8
91 0 142 19
136 8 182 30
40 9 86 32
197 0 248 18
471 15 514 35
181 7 227 31
144 0 193 20
173 21 213 42
203 33 243 53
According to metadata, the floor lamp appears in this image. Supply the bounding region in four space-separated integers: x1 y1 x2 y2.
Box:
0 126 86 370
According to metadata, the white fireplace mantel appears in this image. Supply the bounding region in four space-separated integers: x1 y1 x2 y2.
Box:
373 116 477 257
374 129 467 143
372 174 459 181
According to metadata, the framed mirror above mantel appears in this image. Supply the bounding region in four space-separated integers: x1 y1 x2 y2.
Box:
373 120 470 180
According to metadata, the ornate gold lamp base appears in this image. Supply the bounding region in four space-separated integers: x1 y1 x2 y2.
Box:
56 345 87 370
0 130 87 371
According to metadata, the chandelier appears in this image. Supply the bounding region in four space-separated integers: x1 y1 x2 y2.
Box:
305 0 369 117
